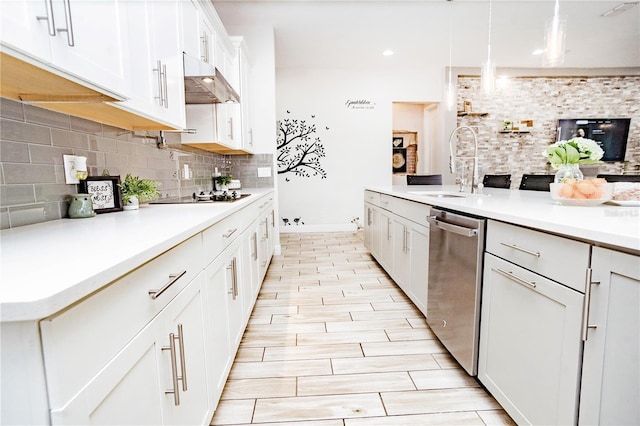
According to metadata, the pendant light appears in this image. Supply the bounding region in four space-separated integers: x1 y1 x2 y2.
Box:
445 1 455 111
481 0 495 93
543 0 567 67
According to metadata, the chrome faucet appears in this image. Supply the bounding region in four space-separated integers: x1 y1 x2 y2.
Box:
448 125 480 193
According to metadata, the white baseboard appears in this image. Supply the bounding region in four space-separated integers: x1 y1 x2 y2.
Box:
279 223 359 233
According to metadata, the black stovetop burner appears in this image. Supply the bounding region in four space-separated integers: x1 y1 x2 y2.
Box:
150 191 250 204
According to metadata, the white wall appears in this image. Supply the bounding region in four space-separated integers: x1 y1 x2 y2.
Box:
276 67 444 231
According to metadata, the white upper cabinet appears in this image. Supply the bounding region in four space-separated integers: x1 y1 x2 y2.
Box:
232 37 255 153
182 1 216 68
120 0 186 130
0 0 130 98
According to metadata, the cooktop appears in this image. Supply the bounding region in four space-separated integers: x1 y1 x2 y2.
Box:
150 192 250 204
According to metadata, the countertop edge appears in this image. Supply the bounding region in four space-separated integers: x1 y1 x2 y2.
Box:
0 189 274 322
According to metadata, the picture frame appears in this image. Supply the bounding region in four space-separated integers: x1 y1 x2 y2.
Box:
392 137 404 147
78 176 123 213
463 100 473 112
392 148 407 173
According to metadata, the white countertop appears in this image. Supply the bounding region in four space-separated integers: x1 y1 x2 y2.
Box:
0 189 273 322
367 185 640 254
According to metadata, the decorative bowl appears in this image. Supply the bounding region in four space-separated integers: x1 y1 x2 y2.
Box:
550 181 614 206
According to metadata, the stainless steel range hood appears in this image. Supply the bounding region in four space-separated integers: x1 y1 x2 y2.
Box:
183 53 240 104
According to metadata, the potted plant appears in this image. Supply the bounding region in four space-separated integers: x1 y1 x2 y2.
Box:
215 174 233 192
119 173 161 210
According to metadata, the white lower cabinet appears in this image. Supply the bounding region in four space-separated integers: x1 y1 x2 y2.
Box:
408 222 429 315
479 253 584 425
480 219 590 425
579 247 640 425
202 243 234 407
16 192 276 425
364 191 430 315
257 197 275 282
49 274 209 426
378 209 394 272
242 221 260 317
391 215 429 315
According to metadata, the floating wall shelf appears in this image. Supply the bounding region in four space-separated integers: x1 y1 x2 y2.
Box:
457 111 489 117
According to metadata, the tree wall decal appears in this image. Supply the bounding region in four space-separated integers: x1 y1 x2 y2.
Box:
277 111 327 180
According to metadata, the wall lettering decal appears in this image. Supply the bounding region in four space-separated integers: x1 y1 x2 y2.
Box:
345 99 376 110
277 111 327 180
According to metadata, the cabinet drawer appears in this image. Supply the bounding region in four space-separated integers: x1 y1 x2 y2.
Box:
40 234 203 409
392 197 430 226
203 208 251 267
365 190 381 207
486 220 590 292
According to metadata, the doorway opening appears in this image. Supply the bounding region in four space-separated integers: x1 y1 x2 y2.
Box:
392 102 439 186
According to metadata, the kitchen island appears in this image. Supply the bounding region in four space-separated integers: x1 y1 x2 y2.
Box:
364 184 639 425
366 185 639 253
0 188 276 425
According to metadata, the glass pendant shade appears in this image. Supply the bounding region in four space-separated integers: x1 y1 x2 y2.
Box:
481 58 495 93
543 6 567 66
445 81 456 111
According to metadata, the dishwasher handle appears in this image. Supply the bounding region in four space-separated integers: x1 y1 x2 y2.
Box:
428 215 478 237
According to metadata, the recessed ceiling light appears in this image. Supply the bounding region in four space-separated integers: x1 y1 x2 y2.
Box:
382 49 394 57
532 49 545 56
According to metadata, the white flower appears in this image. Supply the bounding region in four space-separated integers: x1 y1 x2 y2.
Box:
544 137 604 166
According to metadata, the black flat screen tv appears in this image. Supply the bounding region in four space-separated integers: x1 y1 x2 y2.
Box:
556 118 631 162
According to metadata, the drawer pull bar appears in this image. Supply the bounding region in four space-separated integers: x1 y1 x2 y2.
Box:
223 228 238 238
148 270 187 300
499 242 541 257
494 268 536 289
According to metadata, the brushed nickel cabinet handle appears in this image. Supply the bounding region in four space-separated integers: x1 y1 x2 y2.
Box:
226 258 238 299
176 324 187 392
251 232 258 261
232 258 238 298
56 0 74 46
148 270 187 300
154 60 163 106
494 268 537 289
223 228 238 238
162 332 180 405
200 32 208 63
582 268 600 341
161 63 168 108
36 0 56 36
499 242 541 257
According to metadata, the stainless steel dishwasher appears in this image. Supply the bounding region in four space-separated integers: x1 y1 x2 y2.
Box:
427 208 486 376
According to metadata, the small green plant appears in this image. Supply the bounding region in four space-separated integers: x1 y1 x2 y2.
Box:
215 174 233 186
119 174 161 204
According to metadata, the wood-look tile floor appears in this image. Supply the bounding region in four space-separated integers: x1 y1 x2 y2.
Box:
211 232 515 425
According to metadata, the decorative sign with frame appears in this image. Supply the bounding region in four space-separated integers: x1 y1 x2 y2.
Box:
79 176 123 213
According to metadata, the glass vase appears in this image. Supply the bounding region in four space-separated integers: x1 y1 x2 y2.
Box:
554 164 584 183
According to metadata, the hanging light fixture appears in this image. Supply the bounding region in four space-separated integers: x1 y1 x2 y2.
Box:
543 0 567 67
445 1 455 111
481 0 495 93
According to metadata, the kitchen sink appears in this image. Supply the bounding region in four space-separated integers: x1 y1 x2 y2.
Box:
408 191 467 198
408 190 492 198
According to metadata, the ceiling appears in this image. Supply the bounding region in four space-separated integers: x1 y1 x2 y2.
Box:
212 0 640 71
